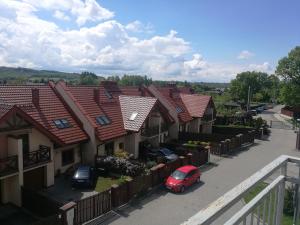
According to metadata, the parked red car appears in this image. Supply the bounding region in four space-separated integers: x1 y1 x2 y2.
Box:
165 165 201 193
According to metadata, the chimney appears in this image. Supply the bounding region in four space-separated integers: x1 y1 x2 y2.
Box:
94 88 100 105
32 88 39 107
139 86 145 96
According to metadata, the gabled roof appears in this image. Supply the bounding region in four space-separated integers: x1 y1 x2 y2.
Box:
153 86 193 123
180 94 213 118
119 95 157 132
0 84 88 146
59 81 174 142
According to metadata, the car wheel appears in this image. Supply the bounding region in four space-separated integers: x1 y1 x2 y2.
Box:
196 177 201 183
180 186 185 193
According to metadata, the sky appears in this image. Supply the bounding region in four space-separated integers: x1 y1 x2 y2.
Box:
0 0 299 82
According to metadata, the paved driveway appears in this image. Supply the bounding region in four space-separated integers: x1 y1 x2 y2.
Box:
91 106 299 225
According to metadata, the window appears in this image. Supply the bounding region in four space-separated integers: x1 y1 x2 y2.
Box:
119 142 124 150
105 142 114 155
176 106 183 113
54 119 71 129
129 112 138 121
96 115 111 125
62 149 74 166
105 90 113 99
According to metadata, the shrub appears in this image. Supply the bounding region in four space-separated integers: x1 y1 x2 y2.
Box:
145 161 157 169
98 156 145 177
114 149 130 158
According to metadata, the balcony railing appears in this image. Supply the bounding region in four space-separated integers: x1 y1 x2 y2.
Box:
23 145 51 170
0 155 18 177
182 155 300 225
141 125 160 137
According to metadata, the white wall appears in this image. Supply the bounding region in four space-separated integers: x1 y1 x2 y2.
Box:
54 145 81 174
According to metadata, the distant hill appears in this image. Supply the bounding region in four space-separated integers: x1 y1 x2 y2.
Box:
0 66 80 83
0 66 229 88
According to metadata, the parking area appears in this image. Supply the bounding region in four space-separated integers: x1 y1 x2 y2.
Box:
0 204 37 225
40 176 98 204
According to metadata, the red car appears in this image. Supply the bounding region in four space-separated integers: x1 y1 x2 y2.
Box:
165 165 201 193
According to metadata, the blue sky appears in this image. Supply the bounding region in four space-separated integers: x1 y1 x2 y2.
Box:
0 0 299 82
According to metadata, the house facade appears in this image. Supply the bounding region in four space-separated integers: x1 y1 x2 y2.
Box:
147 84 216 138
54 81 174 163
0 84 88 206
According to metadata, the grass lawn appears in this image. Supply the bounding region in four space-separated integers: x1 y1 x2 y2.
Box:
95 176 130 192
244 182 293 225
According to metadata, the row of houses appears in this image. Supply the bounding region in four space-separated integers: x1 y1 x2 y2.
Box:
0 81 215 207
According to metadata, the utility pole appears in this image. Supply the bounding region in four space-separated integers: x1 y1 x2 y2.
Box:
247 86 251 111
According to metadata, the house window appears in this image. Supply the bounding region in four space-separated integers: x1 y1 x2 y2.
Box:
119 142 124 150
105 142 114 155
96 115 111 125
62 149 74 166
105 90 113 99
54 119 71 129
176 106 183 113
129 112 138 121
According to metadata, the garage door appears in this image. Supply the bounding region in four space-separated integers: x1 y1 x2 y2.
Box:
23 167 45 190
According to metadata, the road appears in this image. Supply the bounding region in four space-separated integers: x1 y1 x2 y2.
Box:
90 105 298 225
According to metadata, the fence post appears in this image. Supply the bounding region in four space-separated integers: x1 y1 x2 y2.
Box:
111 184 119 208
59 202 76 225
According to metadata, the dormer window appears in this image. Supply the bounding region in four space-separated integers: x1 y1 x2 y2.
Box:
96 115 111 125
176 106 183 113
105 90 113 99
54 119 71 129
129 112 138 121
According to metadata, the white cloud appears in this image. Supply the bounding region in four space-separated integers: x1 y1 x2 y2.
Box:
125 20 154 33
53 10 70 21
249 62 272 72
0 0 273 82
238 50 255 59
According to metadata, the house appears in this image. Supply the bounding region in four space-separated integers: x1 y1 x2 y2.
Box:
147 83 216 138
0 83 88 206
54 81 174 163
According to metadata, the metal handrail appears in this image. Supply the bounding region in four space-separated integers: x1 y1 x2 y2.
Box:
182 155 300 225
23 145 51 169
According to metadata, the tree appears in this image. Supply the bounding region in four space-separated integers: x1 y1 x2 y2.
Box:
276 46 300 85
276 46 300 107
229 71 270 103
79 71 98 85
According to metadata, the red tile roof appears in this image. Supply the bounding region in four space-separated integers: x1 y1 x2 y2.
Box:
154 86 193 123
60 82 174 142
0 84 88 146
180 94 213 118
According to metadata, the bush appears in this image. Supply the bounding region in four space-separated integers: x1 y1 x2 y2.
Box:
97 156 145 177
114 149 130 158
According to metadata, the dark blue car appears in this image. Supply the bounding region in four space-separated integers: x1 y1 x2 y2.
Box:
72 166 95 188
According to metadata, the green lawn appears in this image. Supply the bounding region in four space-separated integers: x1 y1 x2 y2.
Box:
244 182 293 225
95 176 130 192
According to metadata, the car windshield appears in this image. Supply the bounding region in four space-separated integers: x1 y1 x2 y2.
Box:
75 170 89 179
171 170 187 180
160 148 172 155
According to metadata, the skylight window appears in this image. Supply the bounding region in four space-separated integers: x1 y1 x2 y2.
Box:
54 119 71 129
176 107 183 113
129 112 138 121
105 90 113 99
96 115 111 125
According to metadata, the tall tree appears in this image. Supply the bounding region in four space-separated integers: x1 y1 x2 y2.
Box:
229 71 269 103
276 46 300 107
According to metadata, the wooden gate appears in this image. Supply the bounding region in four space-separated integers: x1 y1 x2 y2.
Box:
74 190 111 225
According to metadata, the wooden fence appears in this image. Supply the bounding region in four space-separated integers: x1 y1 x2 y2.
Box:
74 189 111 225
178 131 255 156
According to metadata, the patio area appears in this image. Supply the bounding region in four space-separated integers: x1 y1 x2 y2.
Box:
40 176 98 204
